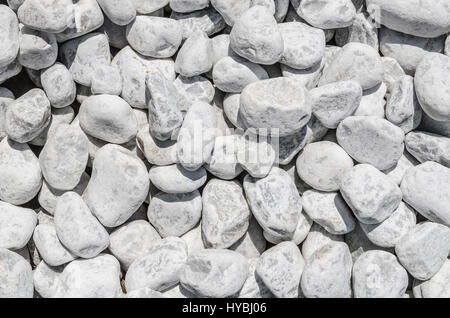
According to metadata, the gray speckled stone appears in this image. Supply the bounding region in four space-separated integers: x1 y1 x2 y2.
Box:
97 0 135 26
405 131 450 167
33 223 76 266
33 261 64 298
400 161 450 227
175 30 213 77
0 5 19 69
17 0 72 33
41 63 76 108
256 241 304 298
301 242 353 298
354 82 386 118
126 16 182 58
0 138 42 205
301 223 344 261
148 191 202 238
131 0 168 14
395 221 450 280
202 179 250 249
0 201 36 250
210 0 251 26
54 192 109 259
337 116 405 170
149 164 207 194
136 125 178 166
90 65 122 96
244 167 301 241
125 237 188 292
180 249 249 298
413 260 450 298
108 220 161 271
292 0 356 29
340 164 402 225
230 5 284 65
360 202 416 248
0 248 33 298
170 7 226 40
238 258 273 298
352 250 408 298
53 254 122 298
18 26 56 70
174 75 215 110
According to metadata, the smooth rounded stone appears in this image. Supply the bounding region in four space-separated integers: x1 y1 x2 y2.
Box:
0 58 22 84
90 65 122 96
175 30 213 78
415 53 450 121
319 43 383 90
230 217 266 258
202 179 250 249
239 78 311 137
405 131 450 167
354 83 386 118
366 0 450 38
301 223 344 261
146 71 183 142
125 237 188 292
360 202 417 248
263 208 312 246
149 164 207 194
310 81 362 129
174 76 215 110
60 33 110 87
170 7 226 40
292 0 356 29
0 5 19 68
170 0 209 13
275 126 309 166
84 144 149 228
136 126 177 166
296 141 354 192
395 222 450 280
0 138 42 205
33 223 76 266
5 88 50 143
420 113 450 138
96 0 135 26
40 63 76 108
0 87 14 139
181 222 205 255
255 241 304 298
236 133 275 178
148 191 202 238
380 29 445 76
230 6 283 65
336 116 405 170
54 192 109 259
28 106 75 147
177 102 218 171
18 26 56 70
278 22 325 70
54 0 104 43
400 162 450 227
53 254 122 298
213 56 268 93
223 93 245 129
33 261 64 298
79 95 138 144
301 242 353 298
109 220 161 271
17 0 72 33
180 249 249 298
340 164 402 225
335 13 379 51
382 57 405 93
125 287 165 298
112 47 175 109
413 260 450 298
302 190 356 235
39 124 88 191
243 167 301 241
126 16 181 59
130 0 168 14
0 248 33 298
0 201 36 250
38 173 89 216
210 0 251 26
385 75 422 133
238 258 273 298
353 250 408 298
205 135 243 180
384 151 418 185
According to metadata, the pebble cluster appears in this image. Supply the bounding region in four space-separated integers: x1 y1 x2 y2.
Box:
1 0 450 299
